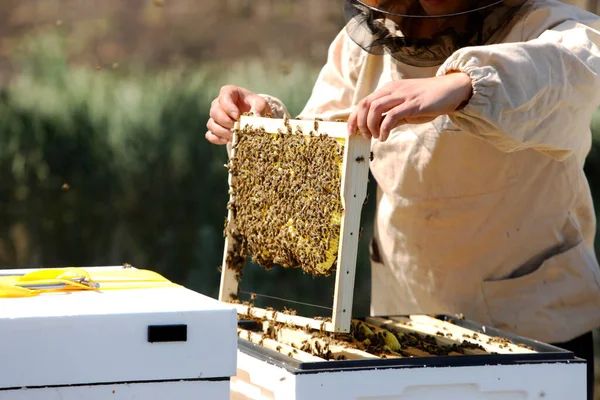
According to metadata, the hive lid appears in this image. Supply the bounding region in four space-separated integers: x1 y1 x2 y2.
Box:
0 266 237 389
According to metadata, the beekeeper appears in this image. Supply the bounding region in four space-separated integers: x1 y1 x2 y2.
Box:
206 0 600 397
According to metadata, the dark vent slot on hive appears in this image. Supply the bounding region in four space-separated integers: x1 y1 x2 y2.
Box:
147 324 188 343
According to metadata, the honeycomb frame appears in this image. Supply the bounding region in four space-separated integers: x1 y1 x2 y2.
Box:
218 116 371 333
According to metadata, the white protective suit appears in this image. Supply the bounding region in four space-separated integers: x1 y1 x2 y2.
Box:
261 0 600 343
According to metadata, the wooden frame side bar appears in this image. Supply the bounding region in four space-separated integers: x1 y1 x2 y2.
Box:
236 116 350 138
235 304 335 331
332 133 371 332
218 123 240 302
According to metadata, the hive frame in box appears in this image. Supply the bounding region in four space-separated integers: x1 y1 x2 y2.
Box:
231 315 587 400
218 116 371 333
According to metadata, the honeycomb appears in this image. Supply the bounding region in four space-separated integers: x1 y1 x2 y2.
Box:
224 118 345 278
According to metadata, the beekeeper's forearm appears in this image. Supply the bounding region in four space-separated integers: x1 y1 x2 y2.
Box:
437 19 600 161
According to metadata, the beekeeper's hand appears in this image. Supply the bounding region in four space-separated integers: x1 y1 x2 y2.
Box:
206 85 273 145
347 72 472 142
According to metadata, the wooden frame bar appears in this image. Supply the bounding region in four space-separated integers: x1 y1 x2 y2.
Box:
218 116 371 333
234 306 538 359
401 315 536 354
366 316 535 355
272 325 380 360
238 328 325 362
234 304 334 332
365 317 489 355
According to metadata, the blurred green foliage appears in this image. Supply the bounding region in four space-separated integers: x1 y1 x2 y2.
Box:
2 32 600 320
0 32 376 317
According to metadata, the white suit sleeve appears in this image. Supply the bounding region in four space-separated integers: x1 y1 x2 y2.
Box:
437 18 600 161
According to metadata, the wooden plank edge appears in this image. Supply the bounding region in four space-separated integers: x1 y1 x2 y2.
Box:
387 316 518 355
408 315 536 354
332 133 371 333
235 304 335 332
365 317 459 347
219 126 240 302
237 116 349 139
274 326 380 360
274 322 438 359
238 328 325 362
365 317 488 356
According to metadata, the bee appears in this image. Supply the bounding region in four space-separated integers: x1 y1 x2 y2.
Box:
123 263 134 269
314 341 322 353
284 117 292 134
356 156 365 163
369 151 374 161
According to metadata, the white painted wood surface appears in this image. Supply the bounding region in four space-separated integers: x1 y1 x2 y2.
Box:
273 325 379 360
0 266 237 389
231 350 586 400
238 328 325 362
402 315 536 354
2 380 229 400
235 304 334 331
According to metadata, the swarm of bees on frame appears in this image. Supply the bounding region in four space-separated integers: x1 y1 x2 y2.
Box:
224 115 346 279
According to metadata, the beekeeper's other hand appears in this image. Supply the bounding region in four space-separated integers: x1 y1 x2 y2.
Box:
206 85 273 145
347 72 472 142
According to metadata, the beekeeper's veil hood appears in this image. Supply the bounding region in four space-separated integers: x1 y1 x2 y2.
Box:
344 0 528 67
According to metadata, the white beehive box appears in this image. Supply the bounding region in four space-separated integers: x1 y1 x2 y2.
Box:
231 315 586 400
0 266 237 399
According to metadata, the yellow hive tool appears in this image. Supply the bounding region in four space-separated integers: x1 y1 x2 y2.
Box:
0 267 180 298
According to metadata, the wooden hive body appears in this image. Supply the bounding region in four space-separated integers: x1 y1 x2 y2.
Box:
230 312 585 400
0 266 237 399
218 116 371 333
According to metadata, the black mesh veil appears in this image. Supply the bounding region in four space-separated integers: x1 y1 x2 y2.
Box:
344 0 527 67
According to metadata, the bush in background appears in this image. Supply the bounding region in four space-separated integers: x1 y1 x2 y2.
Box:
2 32 600 319
0 32 376 316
